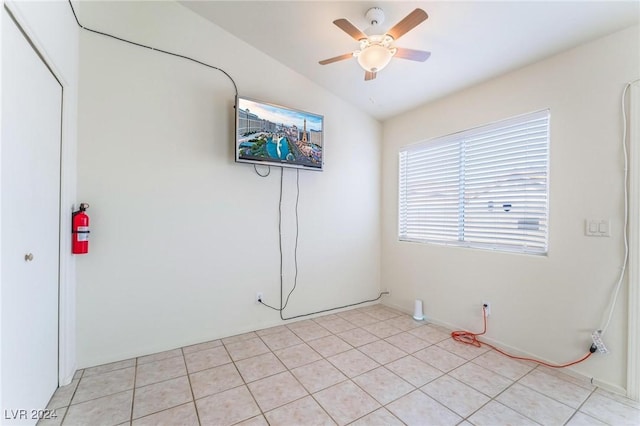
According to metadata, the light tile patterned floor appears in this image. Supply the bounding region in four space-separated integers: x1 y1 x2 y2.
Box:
42 305 640 426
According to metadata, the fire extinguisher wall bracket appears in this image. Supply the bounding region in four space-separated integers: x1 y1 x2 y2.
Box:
72 203 90 254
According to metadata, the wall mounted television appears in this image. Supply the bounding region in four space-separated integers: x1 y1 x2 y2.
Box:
235 96 324 171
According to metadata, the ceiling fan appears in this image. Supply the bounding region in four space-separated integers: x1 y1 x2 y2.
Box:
319 7 431 81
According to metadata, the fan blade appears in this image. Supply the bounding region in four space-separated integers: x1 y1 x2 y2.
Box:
394 48 431 62
333 18 368 41
319 53 353 65
365 71 377 81
386 8 428 41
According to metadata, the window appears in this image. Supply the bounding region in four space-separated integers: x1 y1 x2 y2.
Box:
398 110 549 255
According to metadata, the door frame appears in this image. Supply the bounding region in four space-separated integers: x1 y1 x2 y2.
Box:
628 82 640 402
2 1 77 387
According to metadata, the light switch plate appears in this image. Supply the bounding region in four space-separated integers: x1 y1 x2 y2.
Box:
585 219 610 237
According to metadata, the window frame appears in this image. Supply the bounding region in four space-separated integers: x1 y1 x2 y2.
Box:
398 110 550 256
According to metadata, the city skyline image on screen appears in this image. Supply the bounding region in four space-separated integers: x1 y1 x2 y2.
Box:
236 97 324 171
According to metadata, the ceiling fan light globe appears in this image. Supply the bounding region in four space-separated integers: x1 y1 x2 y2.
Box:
357 45 393 73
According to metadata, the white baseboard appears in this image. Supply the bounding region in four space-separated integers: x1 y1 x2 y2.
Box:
381 300 627 397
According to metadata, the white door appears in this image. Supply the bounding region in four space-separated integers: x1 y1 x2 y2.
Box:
1 8 62 424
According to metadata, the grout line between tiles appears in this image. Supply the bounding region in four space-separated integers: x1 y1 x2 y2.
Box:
57 306 640 426
567 386 600 425
128 401 196 426
417 386 468 423
182 347 202 426
57 380 78 425
486 372 569 426
234 334 270 422
458 396 492 424
64 367 137 408
129 357 137 424
279 360 337 425
136 351 184 366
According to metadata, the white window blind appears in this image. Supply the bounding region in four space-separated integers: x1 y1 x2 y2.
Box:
399 110 549 255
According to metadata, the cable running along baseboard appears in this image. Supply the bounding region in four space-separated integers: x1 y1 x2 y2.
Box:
260 167 388 320
451 307 593 368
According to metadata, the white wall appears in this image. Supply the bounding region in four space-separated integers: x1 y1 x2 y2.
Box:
76 1 381 368
381 25 639 392
1 0 79 386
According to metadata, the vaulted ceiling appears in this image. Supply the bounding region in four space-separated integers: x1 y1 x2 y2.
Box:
181 1 639 120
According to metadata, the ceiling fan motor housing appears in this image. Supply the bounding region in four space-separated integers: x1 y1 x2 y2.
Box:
365 7 385 27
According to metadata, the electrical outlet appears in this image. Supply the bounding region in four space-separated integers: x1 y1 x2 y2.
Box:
256 292 263 303
591 330 609 354
383 288 391 296
482 301 491 317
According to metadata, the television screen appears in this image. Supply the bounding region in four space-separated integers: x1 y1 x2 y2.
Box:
235 96 324 171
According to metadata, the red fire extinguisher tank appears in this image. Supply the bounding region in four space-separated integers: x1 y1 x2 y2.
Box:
72 203 90 254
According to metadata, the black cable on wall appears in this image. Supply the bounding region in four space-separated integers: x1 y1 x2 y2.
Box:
259 168 388 321
68 0 387 321
67 0 238 97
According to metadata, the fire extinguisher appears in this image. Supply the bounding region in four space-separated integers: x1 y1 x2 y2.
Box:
72 203 90 254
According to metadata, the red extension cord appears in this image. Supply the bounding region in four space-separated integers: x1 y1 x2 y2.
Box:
450 307 592 368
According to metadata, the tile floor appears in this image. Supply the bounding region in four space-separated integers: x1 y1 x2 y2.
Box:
41 304 640 426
